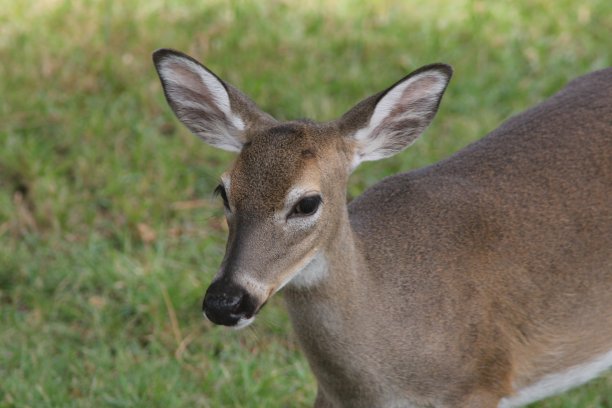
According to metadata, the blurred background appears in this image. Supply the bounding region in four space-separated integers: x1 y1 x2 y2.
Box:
1 0 610 406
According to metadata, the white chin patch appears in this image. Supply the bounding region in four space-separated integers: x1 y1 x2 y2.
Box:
231 316 255 330
286 251 328 289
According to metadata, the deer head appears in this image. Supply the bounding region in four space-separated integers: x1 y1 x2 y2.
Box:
153 49 451 328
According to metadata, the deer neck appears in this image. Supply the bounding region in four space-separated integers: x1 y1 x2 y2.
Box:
284 205 365 301
283 208 383 405
282 204 372 343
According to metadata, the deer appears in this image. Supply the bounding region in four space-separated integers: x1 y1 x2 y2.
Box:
152 48 612 407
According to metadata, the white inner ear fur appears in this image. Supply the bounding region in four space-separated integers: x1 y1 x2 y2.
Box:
158 55 245 151
351 70 448 168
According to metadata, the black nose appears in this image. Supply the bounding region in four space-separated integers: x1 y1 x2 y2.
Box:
202 281 255 326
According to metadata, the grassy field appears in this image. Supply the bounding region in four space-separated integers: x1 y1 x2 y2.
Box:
1 0 611 406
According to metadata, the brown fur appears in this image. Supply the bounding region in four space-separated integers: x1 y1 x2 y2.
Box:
300 68 612 407
153 49 612 407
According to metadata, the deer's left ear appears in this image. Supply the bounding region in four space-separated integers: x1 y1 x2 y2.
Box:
338 64 452 169
153 49 276 152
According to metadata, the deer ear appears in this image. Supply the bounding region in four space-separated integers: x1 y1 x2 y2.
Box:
153 49 275 152
338 64 452 169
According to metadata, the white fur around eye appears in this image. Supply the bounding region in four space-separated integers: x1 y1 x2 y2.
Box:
218 174 235 218
287 206 322 229
279 186 322 228
220 174 232 203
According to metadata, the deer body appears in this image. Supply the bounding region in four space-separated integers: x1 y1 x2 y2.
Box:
153 50 612 407
286 70 612 407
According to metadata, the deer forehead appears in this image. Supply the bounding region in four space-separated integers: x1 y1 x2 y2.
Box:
226 124 330 210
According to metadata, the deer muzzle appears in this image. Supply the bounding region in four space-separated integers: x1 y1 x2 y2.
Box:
202 280 258 326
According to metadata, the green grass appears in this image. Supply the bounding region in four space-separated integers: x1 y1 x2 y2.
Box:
1 0 611 406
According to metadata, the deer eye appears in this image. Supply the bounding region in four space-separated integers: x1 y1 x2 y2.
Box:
290 195 322 217
214 184 230 210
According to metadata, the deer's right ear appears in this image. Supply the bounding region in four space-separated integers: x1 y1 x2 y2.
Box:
153 49 275 152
